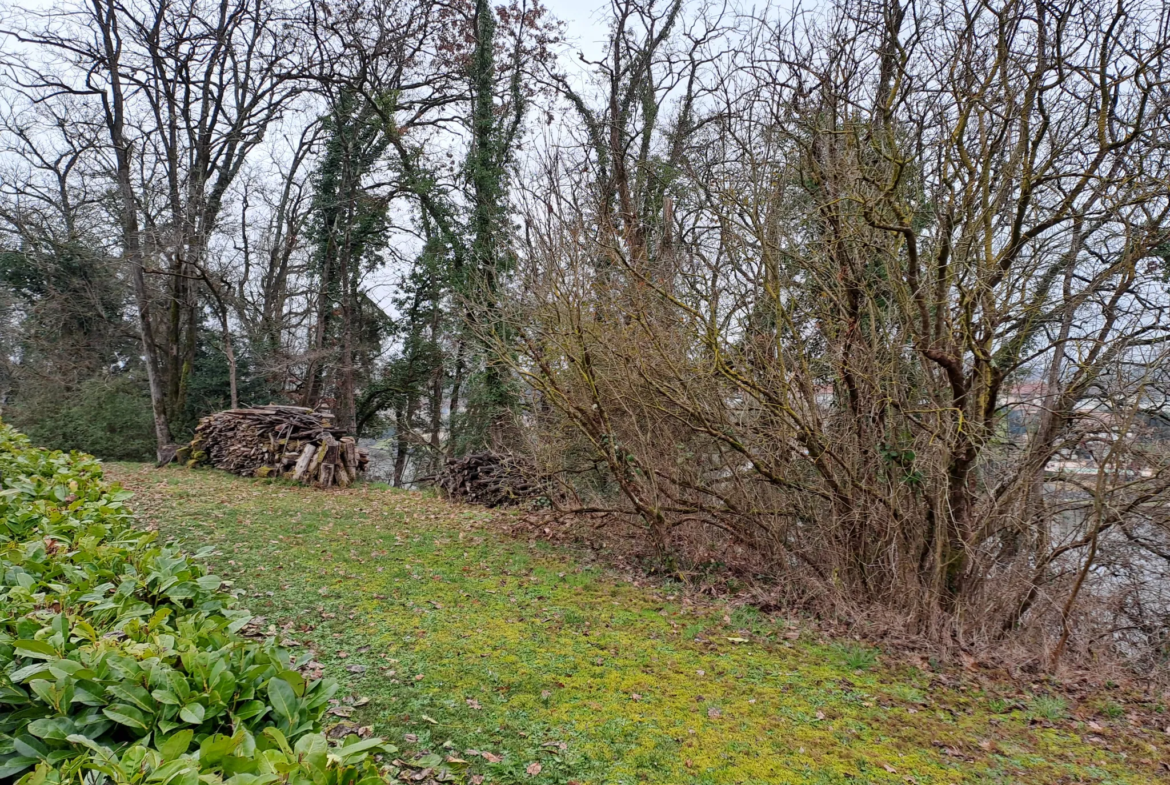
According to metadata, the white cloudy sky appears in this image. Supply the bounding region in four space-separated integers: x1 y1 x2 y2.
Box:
543 0 611 61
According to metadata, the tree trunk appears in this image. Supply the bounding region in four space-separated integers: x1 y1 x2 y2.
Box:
304 253 334 407
221 310 239 409
447 337 467 454
95 0 173 460
131 261 175 460
338 217 357 433
393 408 409 487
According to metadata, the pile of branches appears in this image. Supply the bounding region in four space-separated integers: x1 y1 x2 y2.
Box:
178 405 368 487
434 452 545 507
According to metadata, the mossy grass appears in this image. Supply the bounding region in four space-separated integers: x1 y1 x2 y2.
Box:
110 463 1170 785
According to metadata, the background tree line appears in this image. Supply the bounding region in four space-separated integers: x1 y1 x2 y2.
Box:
0 0 556 475
3 0 1170 667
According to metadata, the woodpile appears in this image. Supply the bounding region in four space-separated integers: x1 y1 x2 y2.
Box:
177 405 368 487
433 452 543 507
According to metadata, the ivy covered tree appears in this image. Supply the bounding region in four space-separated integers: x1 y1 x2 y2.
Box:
303 90 395 432
450 0 558 450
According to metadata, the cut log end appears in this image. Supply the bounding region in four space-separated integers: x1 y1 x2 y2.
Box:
183 404 369 488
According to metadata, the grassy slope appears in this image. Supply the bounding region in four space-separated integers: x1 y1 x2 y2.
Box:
107 463 1168 785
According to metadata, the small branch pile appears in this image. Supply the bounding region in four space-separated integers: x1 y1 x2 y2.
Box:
178 405 368 487
434 452 543 507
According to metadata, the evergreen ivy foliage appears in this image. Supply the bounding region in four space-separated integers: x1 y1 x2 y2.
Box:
8 376 157 464
0 243 124 339
355 230 448 451
458 0 522 449
0 424 395 783
304 89 397 425
311 91 394 280
0 238 159 463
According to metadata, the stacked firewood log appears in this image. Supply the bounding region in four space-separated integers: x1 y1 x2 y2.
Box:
177 405 368 487
434 452 544 507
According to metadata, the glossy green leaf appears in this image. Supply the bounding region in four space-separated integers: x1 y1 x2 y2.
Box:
179 702 205 724
266 678 297 722
158 729 193 759
103 703 149 731
12 640 57 659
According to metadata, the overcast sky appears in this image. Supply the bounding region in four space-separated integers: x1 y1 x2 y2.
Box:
0 0 621 326
543 0 610 63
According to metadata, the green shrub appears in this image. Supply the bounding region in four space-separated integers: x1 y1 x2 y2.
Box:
0 423 394 783
15 729 391 785
6 374 156 462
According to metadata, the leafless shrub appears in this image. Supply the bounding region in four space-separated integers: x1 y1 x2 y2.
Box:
496 0 1170 670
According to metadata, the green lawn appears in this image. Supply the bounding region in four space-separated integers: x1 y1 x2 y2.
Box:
107 463 1169 785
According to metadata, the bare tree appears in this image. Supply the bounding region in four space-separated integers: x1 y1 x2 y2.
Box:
2 0 308 457
507 0 1170 660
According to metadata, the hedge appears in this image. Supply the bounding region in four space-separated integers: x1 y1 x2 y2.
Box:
0 423 394 783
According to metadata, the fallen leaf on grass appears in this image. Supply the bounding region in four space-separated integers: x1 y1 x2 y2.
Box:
481 752 502 763
526 762 542 776
931 741 974 762
326 721 362 739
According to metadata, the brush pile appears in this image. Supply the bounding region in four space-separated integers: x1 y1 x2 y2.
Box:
434 452 544 507
178 405 368 487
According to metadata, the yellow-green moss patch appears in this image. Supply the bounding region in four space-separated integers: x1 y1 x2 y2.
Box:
110 463 1170 785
